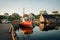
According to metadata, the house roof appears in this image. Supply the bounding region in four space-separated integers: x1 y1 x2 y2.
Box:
42 14 55 19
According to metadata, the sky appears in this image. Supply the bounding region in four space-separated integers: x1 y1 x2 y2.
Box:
0 0 60 16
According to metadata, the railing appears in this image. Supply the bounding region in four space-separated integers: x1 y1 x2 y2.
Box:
10 24 17 40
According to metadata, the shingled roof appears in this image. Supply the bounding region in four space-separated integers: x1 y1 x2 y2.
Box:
42 14 55 19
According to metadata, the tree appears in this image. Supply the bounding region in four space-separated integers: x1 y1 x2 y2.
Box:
11 13 21 20
35 14 40 19
4 13 9 16
4 13 9 21
8 15 14 21
0 15 6 20
52 11 59 15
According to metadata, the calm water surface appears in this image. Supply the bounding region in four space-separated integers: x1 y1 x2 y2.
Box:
16 25 60 40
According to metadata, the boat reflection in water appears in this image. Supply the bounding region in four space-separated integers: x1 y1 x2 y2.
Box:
19 20 33 40
19 21 33 34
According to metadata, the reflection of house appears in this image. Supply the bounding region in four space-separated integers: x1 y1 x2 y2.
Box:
39 23 60 31
39 23 44 31
39 14 56 23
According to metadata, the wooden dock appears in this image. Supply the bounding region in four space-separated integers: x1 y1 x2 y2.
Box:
0 24 17 40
